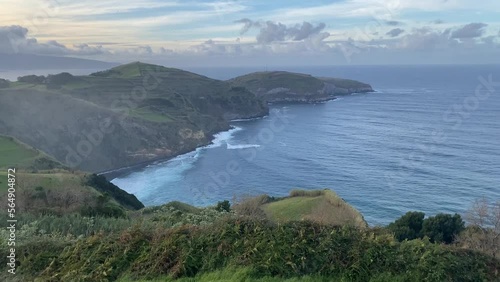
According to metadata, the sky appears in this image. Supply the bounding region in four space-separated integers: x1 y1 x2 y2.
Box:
1 0 500 66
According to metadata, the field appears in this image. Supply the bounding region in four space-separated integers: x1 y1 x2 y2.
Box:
129 107 174 123
0 136 41 169
262 189 367 228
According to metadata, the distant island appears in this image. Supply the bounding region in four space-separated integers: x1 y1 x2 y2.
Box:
0 62 373 173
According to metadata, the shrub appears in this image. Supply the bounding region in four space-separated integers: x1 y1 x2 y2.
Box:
216 200 231 212
388 211 425 241
0 78 9 88
84 174 144 210
233 195 270 218
421 213 464 244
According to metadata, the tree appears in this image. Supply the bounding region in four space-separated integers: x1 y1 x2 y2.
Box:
457 198 500 258
421 213 464 244
216 200 231 212
0 78 9 88
388 211 425 241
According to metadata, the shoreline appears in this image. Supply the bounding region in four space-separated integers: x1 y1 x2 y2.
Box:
99 121 254 181
99 96 367 180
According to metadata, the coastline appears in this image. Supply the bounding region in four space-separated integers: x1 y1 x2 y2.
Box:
99 94 369 180
100 123 250 181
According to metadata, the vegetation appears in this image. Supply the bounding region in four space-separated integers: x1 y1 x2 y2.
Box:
388 211 465 244
0 78 9 88
457 198 500 259
85 174 144 210
0 62 269 172
0 185 498 281
229 71 373 103
319 77 373 90
248 189 367 228
17 74 46 84
3 216 497 281
0 135 65 172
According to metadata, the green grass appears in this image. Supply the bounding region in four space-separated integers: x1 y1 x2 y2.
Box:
129 107 173 122
262 190 367 228
319 77 371 89
229 71 324 95
0 171 89 196
263 196 324 222
119 267 343 281
0 136 40 168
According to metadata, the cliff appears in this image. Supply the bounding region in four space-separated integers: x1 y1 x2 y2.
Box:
0 62 268 172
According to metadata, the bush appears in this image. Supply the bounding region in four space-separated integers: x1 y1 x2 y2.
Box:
0 78 10 88
421 213 464 244
388 211 425 241
84 174 144 210
30 218 498 281
388 212 464 244
233 195 270 218
216 200 231 212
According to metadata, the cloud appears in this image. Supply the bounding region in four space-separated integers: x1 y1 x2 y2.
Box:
386 28 405 37
386 20 403 26
393 27 454 51
0 25 108 56
451 23 488 39
235 19 329 44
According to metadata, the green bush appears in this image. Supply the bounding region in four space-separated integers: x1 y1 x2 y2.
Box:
85 174 144 210
421 213 465 244
388 211 425 241
216 200 231 212
26 218 497 281
388 212 464 244
0 78 9 88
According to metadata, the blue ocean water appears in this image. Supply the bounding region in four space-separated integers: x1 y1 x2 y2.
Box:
112 65 500 225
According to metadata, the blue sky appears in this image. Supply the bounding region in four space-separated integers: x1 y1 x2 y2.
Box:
1 0 499 66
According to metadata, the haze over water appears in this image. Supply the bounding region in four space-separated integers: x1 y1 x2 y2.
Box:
112 65 500 225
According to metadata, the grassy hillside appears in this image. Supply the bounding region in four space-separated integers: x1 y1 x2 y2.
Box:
262 190 367 228
229 71 325 95
0 136 143 214
229 71 373 103
0 135 62 170
0 62 268 172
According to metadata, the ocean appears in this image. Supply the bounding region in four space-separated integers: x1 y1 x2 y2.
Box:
30 64 500 226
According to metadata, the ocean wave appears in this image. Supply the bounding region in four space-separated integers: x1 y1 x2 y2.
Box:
226 143 261 150
206 126 243 148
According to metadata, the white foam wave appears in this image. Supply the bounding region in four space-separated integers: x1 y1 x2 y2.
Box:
206 126 243 148
226 143 261 150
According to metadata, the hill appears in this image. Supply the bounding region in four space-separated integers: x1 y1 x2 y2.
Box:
0 136 143 214
261 189 367 228
228 71 373 103
0 62 268 172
